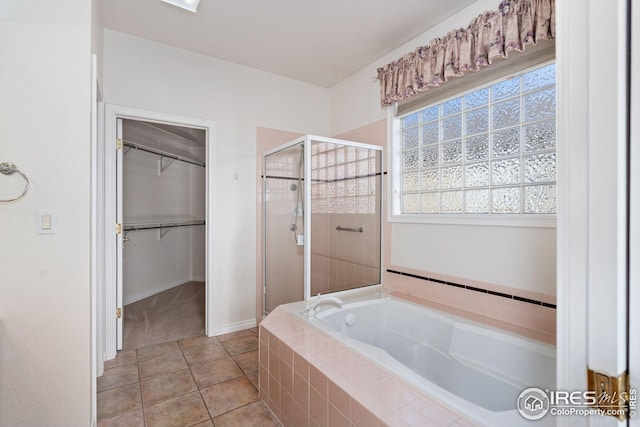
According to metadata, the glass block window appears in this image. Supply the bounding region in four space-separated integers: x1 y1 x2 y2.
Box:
310 142 380 214
396 62 556 216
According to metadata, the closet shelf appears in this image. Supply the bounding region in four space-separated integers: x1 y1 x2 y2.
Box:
124 141 206 168
124 220 205 233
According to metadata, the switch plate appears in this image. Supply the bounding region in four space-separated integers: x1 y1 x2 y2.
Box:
37 211 57 234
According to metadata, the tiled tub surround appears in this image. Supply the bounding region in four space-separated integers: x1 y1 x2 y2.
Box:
383 268 556 345
259 293 555 427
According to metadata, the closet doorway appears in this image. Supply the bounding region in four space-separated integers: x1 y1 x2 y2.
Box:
104 106 216 359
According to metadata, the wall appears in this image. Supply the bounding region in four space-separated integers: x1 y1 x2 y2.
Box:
103 30 330 333
0 1 93 425
122 147 205 303
329 0 557 299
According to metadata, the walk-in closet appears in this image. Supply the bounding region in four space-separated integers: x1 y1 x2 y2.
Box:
120 119 206 350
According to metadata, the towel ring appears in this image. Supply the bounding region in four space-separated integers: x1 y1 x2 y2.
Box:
0 162 30 203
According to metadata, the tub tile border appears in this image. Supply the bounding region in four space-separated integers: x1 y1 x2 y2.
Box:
386 269 556 309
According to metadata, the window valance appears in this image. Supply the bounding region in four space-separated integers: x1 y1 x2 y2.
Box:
377 0 555 107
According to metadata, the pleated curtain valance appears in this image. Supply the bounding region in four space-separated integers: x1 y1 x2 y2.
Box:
376 0 556 107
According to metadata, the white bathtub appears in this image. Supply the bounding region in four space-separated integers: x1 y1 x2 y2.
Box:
298 296 556 427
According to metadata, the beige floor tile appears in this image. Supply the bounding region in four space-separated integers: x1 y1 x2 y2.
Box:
212 400 280 427
190 358 244 389
217 329 253 342
144 391 209 427
181 341 229 366
221 335 259 355
104 350 137 370
247 371 259 391
232 350 258 374
98 363 139 392
97 383 142 420
97 409 145 427
137 341 181 362
200 376 260 417
141 368 197 405
138 349 188 379
178 335 220 350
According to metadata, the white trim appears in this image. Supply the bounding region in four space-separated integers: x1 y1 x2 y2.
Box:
389 213 556 228
630 0 640 416
555 1 589 425
89 53 98 427
104 104 217 360
214 319 257 336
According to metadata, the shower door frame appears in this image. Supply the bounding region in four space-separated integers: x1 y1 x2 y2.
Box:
262 135 384 315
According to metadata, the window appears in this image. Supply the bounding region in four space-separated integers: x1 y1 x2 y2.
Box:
392 62 556 224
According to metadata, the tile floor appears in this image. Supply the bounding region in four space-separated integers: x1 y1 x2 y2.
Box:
97 328 281 427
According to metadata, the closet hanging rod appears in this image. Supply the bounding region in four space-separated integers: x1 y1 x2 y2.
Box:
124 220 205 233
123 141 206 168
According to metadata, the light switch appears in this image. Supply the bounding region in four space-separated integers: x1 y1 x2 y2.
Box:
41 215 51 230
38 211 57 234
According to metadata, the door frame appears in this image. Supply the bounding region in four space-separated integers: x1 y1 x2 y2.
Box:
557 1 630 426
104 104 217 360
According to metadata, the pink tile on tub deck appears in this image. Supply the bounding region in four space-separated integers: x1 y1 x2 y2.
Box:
486 293 514 324
351 397 381 427
451 416 480 427
352 377 420 418
293 372 309 409
391 396 459 427
327 379 350 420
281 389 294 427
328 402 350 427
309 384 327 427
292 399 308 427
336 361 390 396
309 364 328 398
280 341 294 367
281 357 294 395
487 319 556 345
380 411 410 427
294 352 309 381
510 299 556 335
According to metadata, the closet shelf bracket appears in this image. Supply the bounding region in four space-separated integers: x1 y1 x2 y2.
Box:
160 157 176 174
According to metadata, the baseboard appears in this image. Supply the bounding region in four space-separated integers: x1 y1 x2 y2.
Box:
124 280 188 305
190 276 206 282
214 319 257 336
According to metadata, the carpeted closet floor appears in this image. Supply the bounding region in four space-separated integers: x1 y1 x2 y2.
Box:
97 282 279 427
123 281 206 351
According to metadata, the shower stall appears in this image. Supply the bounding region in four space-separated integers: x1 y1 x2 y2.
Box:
262 135 383 314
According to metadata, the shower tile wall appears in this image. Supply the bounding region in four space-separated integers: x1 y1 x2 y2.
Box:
310 142 381 296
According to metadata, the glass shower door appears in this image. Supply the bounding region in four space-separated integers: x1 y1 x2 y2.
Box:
263 143 305 313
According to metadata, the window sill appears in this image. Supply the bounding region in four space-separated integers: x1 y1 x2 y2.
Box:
388 213 556 228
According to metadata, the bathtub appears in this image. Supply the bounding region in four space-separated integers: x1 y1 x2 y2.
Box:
298 295 556 427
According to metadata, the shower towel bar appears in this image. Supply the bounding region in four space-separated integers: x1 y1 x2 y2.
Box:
0 162 30 203
336 226 363 232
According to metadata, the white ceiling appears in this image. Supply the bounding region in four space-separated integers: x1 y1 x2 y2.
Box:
100 0 476 88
